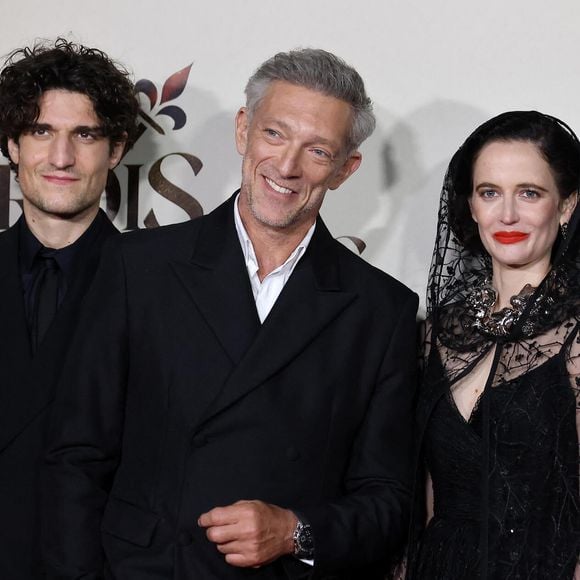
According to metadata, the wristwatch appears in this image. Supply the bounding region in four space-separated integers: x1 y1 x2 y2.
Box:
292 518 314 558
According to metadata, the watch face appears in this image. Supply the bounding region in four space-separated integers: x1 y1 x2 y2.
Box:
294 522 314 557
299 530 314 553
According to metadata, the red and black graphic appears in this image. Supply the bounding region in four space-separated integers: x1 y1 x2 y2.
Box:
106 64 204 230
135 64 192 137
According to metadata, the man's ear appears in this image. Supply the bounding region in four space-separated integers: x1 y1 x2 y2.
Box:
108 133 127 168
328 151 362 191
7 138 20 165
235 107 250 156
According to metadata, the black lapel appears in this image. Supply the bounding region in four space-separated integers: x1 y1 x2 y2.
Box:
170 194 261 365
0 219 33 365
0 221 36 451
195 217 357 429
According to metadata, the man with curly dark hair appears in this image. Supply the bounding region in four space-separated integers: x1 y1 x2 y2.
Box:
0 37 138 579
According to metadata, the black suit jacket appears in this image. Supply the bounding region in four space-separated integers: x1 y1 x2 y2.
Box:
0 209 117 579
44 194 418 579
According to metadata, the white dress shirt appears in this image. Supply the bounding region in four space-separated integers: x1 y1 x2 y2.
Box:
234 195 316 323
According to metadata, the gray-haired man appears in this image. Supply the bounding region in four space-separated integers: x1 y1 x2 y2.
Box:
45 48 418 579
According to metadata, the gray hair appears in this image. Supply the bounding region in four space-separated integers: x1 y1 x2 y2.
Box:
245 48 376 153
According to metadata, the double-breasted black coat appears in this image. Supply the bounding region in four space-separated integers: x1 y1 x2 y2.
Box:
44 194 418 579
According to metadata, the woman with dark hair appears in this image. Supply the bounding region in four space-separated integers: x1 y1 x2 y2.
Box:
407 111 580 579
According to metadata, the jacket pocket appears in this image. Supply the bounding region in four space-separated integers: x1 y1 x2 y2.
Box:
101 496 160 547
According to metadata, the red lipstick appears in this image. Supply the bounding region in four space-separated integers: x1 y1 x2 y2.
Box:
493 231 529 244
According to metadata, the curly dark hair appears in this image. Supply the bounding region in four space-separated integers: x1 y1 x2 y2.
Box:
0 37 140 172
447 111 580 253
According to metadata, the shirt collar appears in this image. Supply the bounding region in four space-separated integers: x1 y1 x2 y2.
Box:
19 217 43 273
19 209 106 281
233 193 316 277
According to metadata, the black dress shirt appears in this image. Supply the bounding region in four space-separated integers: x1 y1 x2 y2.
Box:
19 210 108 349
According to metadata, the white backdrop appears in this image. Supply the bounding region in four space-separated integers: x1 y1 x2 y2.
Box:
2 0 579 312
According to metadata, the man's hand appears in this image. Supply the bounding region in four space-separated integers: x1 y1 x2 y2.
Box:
198 500 297 568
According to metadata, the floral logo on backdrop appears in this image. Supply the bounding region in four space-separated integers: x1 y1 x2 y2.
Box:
136 64 191 135
105 64 204 230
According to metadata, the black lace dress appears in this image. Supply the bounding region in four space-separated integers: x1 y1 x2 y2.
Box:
412 313 580 579
407 112 580 579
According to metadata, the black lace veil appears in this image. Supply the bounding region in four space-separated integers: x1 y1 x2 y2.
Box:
427 111 580 348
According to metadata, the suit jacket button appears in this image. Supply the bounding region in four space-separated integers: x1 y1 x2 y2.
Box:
177 531 193 546
286 446 300 461
192 435 208 448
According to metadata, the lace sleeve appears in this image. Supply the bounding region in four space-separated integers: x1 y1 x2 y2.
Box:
572 326 580 579
418 319 432 377
565 323 580 521
566 324 580 452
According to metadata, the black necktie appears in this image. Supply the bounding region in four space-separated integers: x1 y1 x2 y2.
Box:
33 252 60 351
